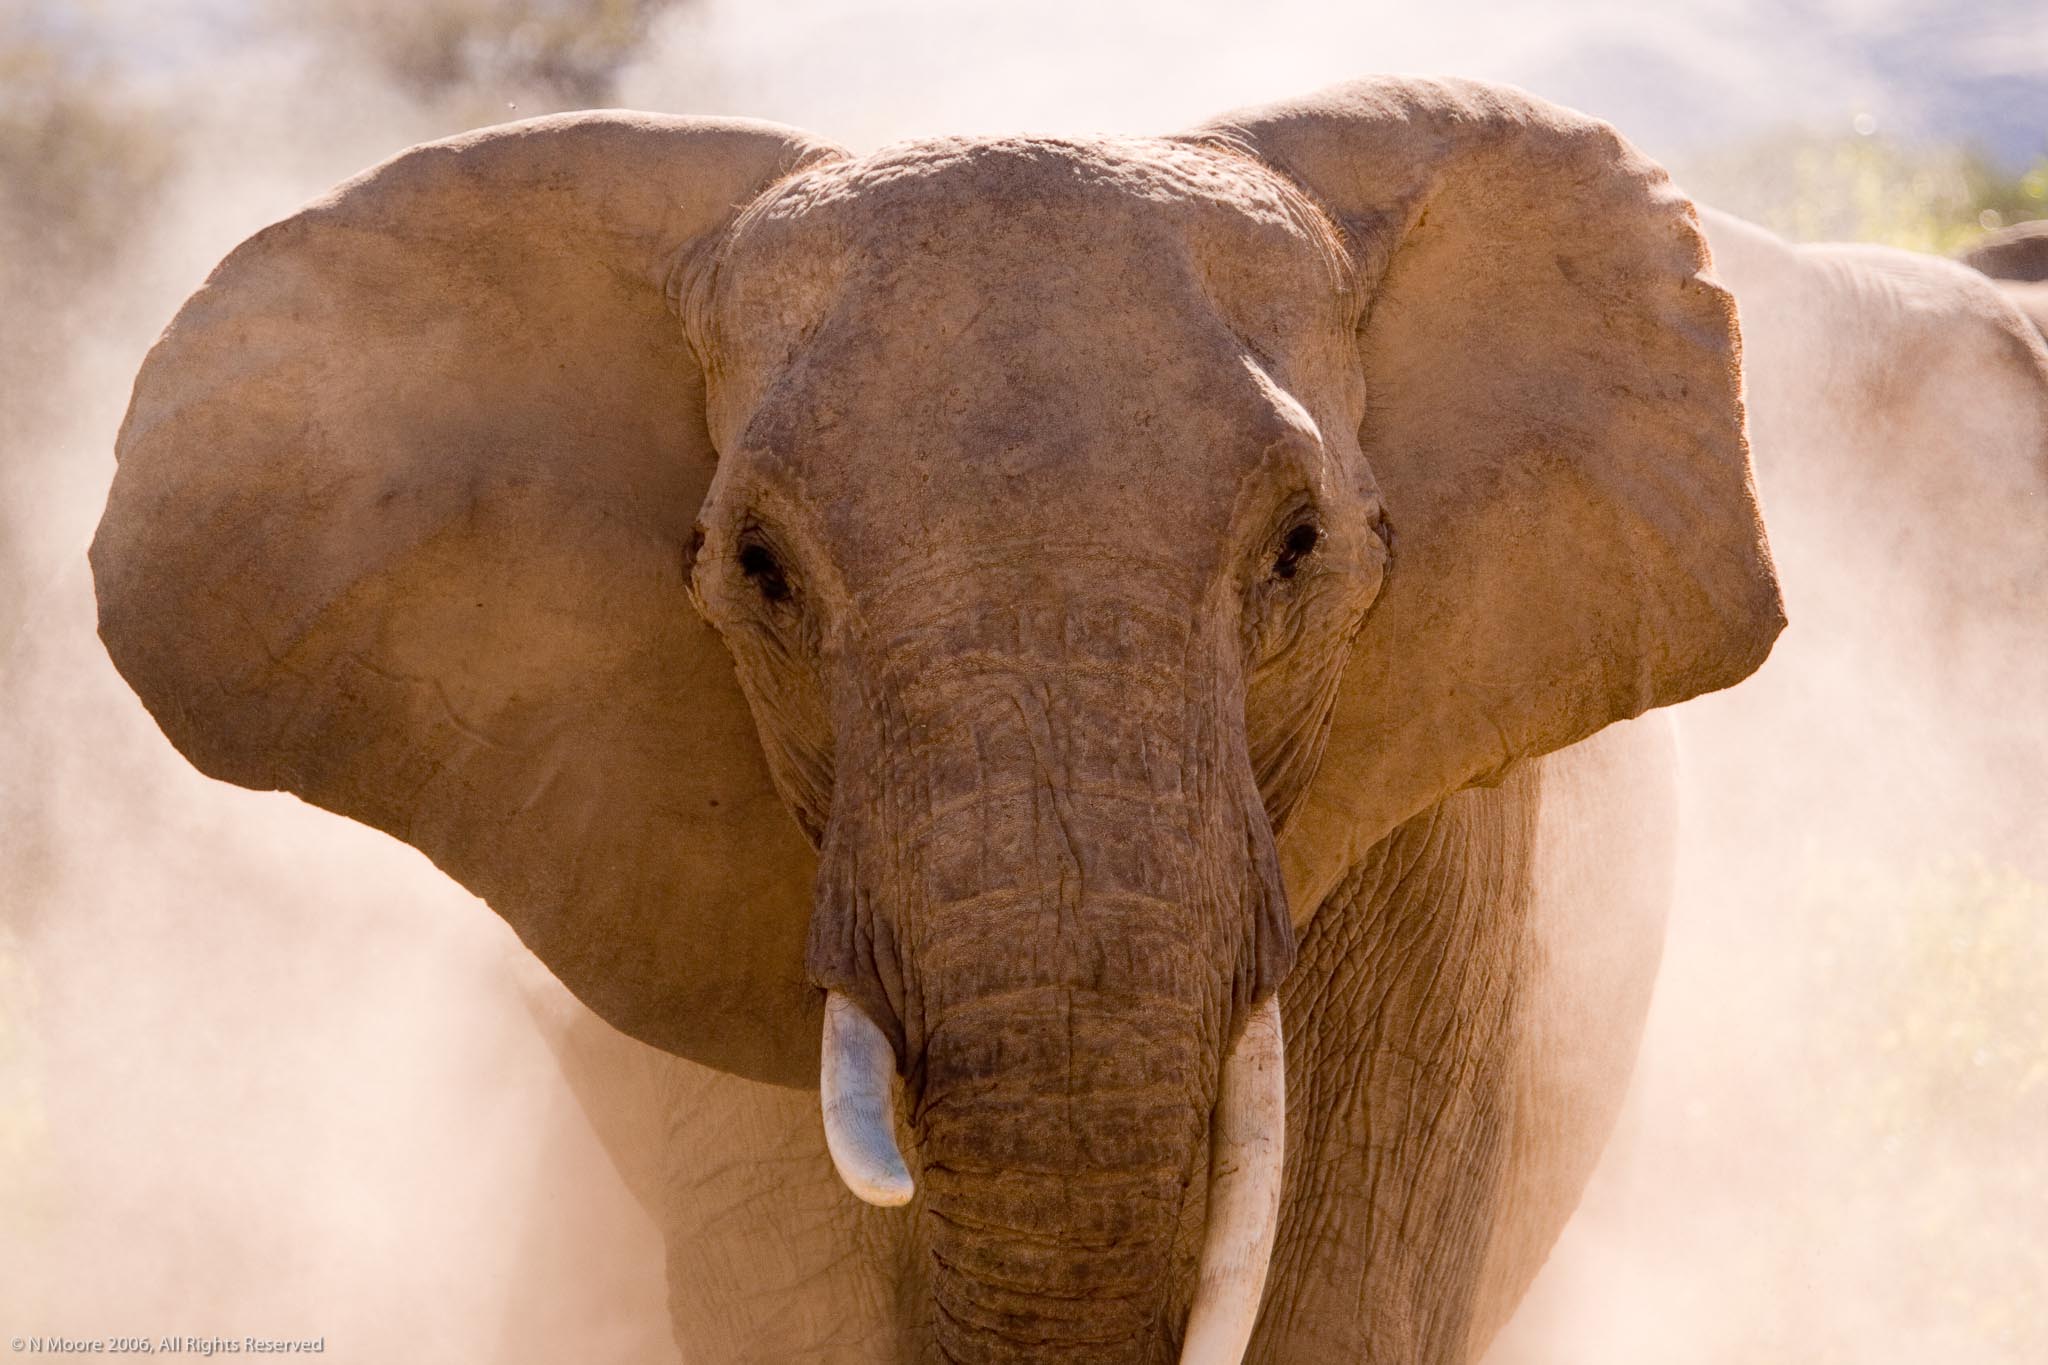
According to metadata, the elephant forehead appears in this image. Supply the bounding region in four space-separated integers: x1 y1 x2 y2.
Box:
699 136 1358 579
755 133 1345 261
702 136 1354 413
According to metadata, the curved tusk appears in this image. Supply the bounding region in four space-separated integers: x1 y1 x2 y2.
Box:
1180 995 1286 1365
820 991 915 1208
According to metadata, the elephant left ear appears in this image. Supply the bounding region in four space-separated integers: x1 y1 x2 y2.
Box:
1183 78 1786 912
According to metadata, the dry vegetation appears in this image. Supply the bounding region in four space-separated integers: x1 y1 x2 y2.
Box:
270 0 687 114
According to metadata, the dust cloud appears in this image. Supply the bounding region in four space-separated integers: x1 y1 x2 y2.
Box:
3 1 2041 1361
1487 245 2048 1361
1 1 674 1357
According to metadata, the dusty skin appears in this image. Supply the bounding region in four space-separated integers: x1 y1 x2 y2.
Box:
93 78 1788 1362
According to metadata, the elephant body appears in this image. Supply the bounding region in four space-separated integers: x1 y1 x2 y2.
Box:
534 714 1677 1363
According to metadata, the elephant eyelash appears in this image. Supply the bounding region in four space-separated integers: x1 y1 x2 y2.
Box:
1271 521 1321 581
738 538 794 604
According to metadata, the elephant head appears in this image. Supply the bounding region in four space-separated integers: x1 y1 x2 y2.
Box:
1958 218 2048 339
93 79 1781 1363
1959 218 2048 283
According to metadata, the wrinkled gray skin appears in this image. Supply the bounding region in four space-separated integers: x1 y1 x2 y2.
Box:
92 80 1785 1365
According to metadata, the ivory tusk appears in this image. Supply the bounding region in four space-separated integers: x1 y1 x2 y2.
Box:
1180 995 1286 1365
819 990 915 1208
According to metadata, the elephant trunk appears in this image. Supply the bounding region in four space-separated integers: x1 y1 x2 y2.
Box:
823 987 1287 1363
809 627 1294 1363
919 983 1205 1361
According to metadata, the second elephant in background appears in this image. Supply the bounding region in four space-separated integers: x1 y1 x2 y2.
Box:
1958 218 2048 337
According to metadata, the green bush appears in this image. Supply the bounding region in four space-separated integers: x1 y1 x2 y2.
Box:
1679 129 2048 254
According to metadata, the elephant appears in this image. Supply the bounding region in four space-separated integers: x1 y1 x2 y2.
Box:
1702 209 2048 630
91 77 1786 1363
1693 210 2048 869
1956 218 2048 339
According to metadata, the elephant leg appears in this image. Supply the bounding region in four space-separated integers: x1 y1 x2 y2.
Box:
521 964 920 1362
1254 767 1542 1364
1465 713 1677 1357
1252 714 1674 1363
648 1060 924 1363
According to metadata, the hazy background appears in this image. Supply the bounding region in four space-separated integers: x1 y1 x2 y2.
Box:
2 0 2042 1359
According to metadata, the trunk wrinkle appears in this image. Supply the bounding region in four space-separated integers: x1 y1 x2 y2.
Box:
1001 678 1085 945
929 1247 1158 1303
929 1296 1160 1358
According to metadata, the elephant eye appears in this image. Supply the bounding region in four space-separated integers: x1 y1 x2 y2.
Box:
738 540 792 604
1272 523 1320 581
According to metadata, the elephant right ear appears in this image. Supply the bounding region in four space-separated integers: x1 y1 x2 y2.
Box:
93 114 847 1087
1184 79 1785 914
